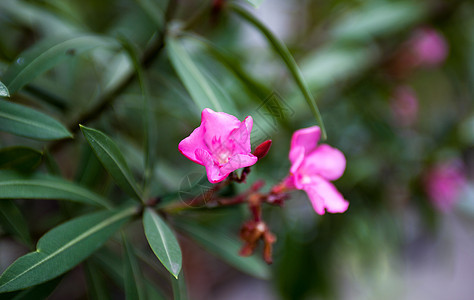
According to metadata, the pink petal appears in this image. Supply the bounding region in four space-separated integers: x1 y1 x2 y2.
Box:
202 108 241 152
300 144 346 181
195 149 228 183
178 125 206 164
289 146 305 175
303 176 349 215
289 126 321 164
220 153 258 174
228 116 253 154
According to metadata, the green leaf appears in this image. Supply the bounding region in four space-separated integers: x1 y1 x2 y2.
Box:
84 261 109 300
0 147 42 172
0 205 136 292
0 99 72 140
177 222 270 279
143 208 182 278
171 271 188 300
229 3 327 139
122 234 147 300
245 0 264 8
0 200 33 248
0 81 9 97
80 125 143 203
0 170 111 208
2 35 118 94
0 276 62 300
166 36 223 113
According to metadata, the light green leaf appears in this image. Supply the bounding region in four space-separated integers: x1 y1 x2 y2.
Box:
2 35 118 94
229 3 327 139
331 2 425 42
0 170 111 208
0 206 136 292
0 99 72 140
143 208 182 278
245 0 264 8
166 36 223 113
0 81 9 97
0 146 43 172
122 234 147 300
0 200 33 248
177 222 270 279
80 125 143 203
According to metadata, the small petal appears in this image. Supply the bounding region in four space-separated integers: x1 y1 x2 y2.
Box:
178 125 206 164
220 154 258 174
300 144 346 181
195 149 228 183
228 116 253 154
289 126 321 164
303 176 349 215
202 108 241 152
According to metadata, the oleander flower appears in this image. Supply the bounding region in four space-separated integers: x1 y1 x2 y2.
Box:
411 27 448 67
287 126 349 215
179 108 258 183
424 159 466 212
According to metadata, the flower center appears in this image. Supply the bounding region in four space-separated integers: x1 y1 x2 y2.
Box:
216 149 231 165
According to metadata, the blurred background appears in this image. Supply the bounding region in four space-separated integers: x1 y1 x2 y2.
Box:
1 0 473 299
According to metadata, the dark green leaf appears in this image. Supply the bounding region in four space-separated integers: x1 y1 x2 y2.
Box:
0 147 42 172
80 125 143 203
167 36 224 113
0 205 136 292
229 3 327 139
0 200 33 248
122 234 147 300
143 208 182 278
0 276 62 300
2 35 118 94
0 99 72 140
84 261 109 300
0 81 9 97
177 222 270 279
0 170 111 208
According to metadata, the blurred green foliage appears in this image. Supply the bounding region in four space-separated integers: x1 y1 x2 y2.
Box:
0 0 473 299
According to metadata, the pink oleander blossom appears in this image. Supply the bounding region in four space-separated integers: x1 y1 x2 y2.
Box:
411 27 448 67
424 160 466 212
179 108 258 183
287 126 349 215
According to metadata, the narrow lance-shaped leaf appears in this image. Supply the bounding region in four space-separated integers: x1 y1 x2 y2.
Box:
0 276 63 300
143 208 182 278
122 234 147 300
229 3 327 139
0 200 33 248
0 146 42 172
80 125 143 203
0 81 9 97
2 35 118 94
176 221 270 280
245 0 264 8
166 36 223 113
0 99 72 140
0 170 111 208
0 205 137 292
84 261 109 300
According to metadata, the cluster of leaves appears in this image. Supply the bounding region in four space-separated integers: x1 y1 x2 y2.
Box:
0 0 473 299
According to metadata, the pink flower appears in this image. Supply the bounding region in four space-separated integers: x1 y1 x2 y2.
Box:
287 126 349 215
179 108 258 183
424 159 466 212
411 27 448 67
